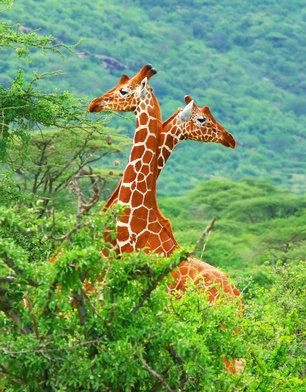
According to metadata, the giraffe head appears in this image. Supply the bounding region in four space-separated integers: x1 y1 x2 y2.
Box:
175 95 236 149
88 64 157 113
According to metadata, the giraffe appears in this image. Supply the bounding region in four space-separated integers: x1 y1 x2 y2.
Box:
89 67 240 300
90 64 176 255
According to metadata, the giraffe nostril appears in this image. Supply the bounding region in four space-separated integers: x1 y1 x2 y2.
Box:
229 134 234 139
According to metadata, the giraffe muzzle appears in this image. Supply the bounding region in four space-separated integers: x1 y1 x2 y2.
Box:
220 132 236 149
88 98 101 112
89 97 110 113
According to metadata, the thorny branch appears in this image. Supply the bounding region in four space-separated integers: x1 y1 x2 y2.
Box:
0 338 107 355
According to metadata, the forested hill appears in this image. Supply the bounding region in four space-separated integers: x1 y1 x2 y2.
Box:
1 0 305 196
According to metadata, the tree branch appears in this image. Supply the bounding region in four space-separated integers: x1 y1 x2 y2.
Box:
147 364 172 392
0 252 40 287
130 252 188 314
166 345 189 390
189 217 216 257
141 360 175 392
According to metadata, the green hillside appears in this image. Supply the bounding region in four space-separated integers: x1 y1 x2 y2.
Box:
1 0 305 196
159 179 306 282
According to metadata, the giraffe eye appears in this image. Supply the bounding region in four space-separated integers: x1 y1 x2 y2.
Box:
197 117 206 124
120 89 129 96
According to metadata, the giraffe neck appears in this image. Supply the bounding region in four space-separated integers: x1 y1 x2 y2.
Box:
116 91 161 251
157 113 184 172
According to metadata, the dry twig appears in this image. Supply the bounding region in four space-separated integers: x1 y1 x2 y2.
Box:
189 216 217 257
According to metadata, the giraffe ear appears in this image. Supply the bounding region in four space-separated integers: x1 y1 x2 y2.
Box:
179 100 194 122
140 77 148 97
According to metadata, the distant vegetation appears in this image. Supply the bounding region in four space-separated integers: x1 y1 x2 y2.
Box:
1 0 305 195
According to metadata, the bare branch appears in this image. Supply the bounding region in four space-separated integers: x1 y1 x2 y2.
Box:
0 276 16 283
0 338 106 355
72 290 87 326
239 276 253 297
271 370 295 392
190 217 217 257
41 278 59 317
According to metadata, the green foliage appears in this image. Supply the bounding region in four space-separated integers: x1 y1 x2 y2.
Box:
241 261 306 390
1 200 305 391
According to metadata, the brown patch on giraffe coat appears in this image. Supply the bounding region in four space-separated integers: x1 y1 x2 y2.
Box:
118 212 130 224
146 134 156 149
147 209 157 224
140 163 150 176
157 156 164 168
130 213 148 233
118 186 132 204
136 179 148 194
162 238 176 254
131 190 144 207
120 243 135 253
142 191 152 207
122 165 137 184
135 160 142 172
148 119 158 134
139 113 149 127
158 227 174 244
135 128 148 144
136 172 146 182
165 135 175 150
117 226 130 242
142 149 154 164
131 144 145 159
